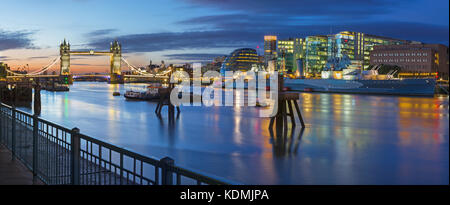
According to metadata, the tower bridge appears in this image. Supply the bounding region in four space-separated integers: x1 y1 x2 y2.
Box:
60 39 123 83
2 39 172 84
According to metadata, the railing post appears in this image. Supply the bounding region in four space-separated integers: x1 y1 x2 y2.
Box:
70 127 80 185
119 153 123 185
0 106 3 144
11 106 16 160
32 114 39 176
160 157 174 185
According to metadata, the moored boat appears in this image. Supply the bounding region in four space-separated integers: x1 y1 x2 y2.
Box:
43 83 70 91
284 78 436 96
124 83 163 100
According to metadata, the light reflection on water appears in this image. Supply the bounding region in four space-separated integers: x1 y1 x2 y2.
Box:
21 82 449 184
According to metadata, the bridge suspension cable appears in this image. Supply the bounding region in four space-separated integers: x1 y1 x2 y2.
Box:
5 57 60 76
121 57 154 76
120 57 173 77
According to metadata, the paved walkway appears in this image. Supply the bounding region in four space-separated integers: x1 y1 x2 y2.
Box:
0 145 44 185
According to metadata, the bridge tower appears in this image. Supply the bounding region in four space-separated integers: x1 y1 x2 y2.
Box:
109 40 123 84
60 39 73 84
60 39 70 75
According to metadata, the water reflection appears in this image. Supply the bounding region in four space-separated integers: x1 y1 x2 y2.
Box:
18 82 449 184
270 126 305 157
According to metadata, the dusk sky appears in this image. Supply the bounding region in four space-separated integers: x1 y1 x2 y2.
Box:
1 0 448 73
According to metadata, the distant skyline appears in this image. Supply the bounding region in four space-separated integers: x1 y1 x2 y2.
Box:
1 0 448 73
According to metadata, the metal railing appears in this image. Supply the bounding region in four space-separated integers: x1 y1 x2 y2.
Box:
0 103 231 185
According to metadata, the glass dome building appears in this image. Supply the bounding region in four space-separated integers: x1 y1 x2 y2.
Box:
220 48 260 75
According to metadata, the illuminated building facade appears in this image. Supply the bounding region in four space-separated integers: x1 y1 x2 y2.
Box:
264 35 277 66
278 38 306 73
305 35 329 74
370 44 449 79
220 48 260 75
327 31 410 70
274 31 413 75
278 39 294 73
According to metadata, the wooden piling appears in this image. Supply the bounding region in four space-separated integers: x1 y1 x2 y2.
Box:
34 81 41 115
155 79 180 120
268 74 306 135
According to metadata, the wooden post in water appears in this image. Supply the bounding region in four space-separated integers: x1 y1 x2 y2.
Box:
269 74 305 135
168 82 175 120
275 75 284 135
13 84 17 107
155 70 180 121
34 79 41 115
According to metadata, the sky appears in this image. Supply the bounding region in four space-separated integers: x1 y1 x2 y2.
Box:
0 0 449 73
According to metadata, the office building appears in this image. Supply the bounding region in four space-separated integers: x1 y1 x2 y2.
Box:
264 35 277 66
273 31 414 75
370 44 449 79
305 35 329 74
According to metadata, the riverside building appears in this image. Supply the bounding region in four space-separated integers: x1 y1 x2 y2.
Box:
370 44 449 79
272 31 413 76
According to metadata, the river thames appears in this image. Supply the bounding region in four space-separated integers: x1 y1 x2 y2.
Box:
20 82 449 185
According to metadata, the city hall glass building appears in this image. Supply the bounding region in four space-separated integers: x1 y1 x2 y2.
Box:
220 48 260 75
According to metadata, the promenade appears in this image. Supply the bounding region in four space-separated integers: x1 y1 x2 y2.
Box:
0 145 43 185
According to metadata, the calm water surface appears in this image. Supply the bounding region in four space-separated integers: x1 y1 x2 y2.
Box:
21 82 449 184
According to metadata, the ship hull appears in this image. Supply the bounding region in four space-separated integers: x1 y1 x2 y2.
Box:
284 78 436 96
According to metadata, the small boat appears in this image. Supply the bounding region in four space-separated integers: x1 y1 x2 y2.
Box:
124 90 141 99
112 92 121 96
43 83 70 91
124 83 163 101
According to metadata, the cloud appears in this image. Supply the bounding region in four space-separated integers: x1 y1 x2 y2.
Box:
85 29 117 38
0 55 19 61
27 56 56 60
178 14 449 45
81 0 447 62
87 30 261 52
86 20 448 56
0 30 36 51
177 0 448 45
164 53 226 61
182 0 400 17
